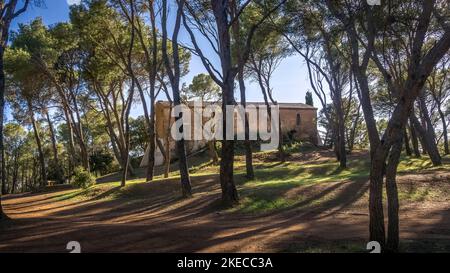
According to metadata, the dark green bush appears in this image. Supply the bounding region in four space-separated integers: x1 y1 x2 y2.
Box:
72 167 96 189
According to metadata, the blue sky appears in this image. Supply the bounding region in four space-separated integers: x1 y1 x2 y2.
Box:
10 0 315 118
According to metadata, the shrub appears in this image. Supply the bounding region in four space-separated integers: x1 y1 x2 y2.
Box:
72 167 96 189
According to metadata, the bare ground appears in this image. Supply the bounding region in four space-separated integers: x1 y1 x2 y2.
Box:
1 152 450 253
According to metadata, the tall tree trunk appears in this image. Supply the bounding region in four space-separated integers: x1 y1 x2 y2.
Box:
45 109 64 184
163 103 172 178
121 1 137 187
231 0 254 179
345 26 383 245
164 137 171 178
144 90 156 183
418 92 442 161
28 102 48 188
0 148 5 194
335 97 347 169
408 117 421 157
5 155 9 193
212 0 239 205
238 76 255 176
31 159 36 188
0 193 3 219
348 107 361 152
411 113 442 166
403 128 412 156
437 106 449 155
11 153 19 194
332 124 340 160
155 138 168 177
71 96 90 172
369 148 387 246
61 106 76 174
162 0 192 197
156 103 173 178
21 162 26 192
0 47 6 217
144 2 159 183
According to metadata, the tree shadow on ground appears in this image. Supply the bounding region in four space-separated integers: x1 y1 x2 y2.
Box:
1 151 449 252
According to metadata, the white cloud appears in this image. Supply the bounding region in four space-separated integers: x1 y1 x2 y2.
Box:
67 0 81 5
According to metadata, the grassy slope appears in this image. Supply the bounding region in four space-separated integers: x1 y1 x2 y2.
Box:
57 149 450 214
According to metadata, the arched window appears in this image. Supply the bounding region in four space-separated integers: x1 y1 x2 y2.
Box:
296 113 301 126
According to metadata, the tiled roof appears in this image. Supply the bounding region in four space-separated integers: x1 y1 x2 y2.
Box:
156 101 317 110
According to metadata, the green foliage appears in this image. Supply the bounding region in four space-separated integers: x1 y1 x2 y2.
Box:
72 167 96 189
182 73 221 102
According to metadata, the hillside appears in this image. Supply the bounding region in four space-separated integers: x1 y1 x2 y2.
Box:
1 149 450 253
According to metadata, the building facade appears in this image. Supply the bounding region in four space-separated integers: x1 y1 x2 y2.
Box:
140 101 318 167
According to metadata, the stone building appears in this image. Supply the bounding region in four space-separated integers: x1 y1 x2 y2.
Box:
140 101 318 167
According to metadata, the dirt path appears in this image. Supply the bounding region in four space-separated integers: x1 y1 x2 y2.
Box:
1 172 450 253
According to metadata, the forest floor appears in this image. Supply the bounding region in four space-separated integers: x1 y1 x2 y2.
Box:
1 149 450 253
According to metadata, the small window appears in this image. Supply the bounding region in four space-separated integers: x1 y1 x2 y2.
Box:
296 113 301 126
